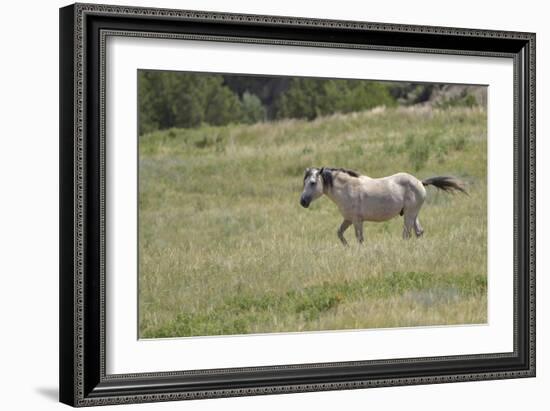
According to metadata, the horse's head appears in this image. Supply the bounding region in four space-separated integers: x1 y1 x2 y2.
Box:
300 167 326 208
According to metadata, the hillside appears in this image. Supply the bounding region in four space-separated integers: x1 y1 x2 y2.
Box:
139 105 487 338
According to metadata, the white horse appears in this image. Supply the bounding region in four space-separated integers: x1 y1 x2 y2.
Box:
300 167 466 245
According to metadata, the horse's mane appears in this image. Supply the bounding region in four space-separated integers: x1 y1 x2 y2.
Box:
329 168 360 178
303 167 360 188
320 167 360 188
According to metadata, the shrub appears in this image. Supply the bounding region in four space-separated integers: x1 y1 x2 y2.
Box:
138 71 242 134
275 78 397 120
435 93 478 109
240 92 266 124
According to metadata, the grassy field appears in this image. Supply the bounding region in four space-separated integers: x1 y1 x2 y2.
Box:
138 105 487 338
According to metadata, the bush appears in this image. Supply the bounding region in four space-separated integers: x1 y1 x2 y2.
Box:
435 92 478 109
275 78 397 120
240 92 266 124
139 71 400 133
138 71 242 134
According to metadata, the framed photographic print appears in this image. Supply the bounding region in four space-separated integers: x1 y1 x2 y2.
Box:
59 2 536 407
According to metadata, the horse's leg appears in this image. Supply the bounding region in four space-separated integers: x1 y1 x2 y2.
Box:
353 221 364 244
337 220 351 246
403 188 424 239
414 217 424 238
402 212 415 240
402 224 411 239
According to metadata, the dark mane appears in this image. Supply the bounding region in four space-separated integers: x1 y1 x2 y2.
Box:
303 167 361 188
320 167 360 188
331 168 360 178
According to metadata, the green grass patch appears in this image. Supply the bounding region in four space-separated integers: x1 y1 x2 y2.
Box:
143 271 486 338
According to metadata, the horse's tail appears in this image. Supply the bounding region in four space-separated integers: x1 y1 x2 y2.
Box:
422 176 468 195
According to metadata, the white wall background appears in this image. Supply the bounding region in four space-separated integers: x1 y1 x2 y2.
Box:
0 0 545 409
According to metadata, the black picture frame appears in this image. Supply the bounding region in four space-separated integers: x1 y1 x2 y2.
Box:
59 3 536 407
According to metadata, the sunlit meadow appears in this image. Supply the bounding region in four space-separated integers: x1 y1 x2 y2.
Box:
138 105 487 338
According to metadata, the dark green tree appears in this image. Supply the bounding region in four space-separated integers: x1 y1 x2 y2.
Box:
240 91 266 124
138 71 242 134
275 78 396 120
139 71 403 134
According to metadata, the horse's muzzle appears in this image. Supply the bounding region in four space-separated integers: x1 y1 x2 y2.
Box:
300 196 310 208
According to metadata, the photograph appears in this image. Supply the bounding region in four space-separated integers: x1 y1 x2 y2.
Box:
137 71 488 339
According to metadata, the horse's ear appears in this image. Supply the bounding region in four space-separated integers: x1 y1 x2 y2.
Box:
304 168 312 181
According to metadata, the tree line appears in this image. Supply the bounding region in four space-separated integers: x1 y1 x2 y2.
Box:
138 70 483 134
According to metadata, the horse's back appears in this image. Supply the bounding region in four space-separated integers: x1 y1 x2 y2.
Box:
373 172 426 207
387 172 427 204
380 172 420 185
